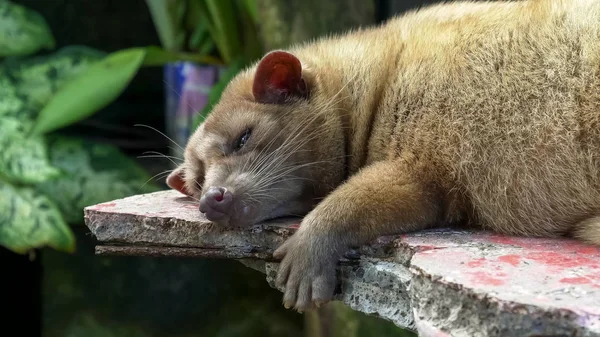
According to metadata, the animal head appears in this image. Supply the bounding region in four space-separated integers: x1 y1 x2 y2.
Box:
166 50 347 227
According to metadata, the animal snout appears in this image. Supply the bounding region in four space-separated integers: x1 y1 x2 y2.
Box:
199 187 233 222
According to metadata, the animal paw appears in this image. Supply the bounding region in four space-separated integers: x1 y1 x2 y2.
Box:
273 228 340 312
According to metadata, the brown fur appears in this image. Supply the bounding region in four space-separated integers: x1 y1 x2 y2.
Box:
168 0 600 311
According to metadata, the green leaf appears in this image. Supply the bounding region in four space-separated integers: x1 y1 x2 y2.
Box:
35 136 162 224
197 0 241 64
187 19 215 55
186 1 216 56
239 0 258 24
235 0 263 62
0 118 60 184
4 46 106 111
185 0 205 33
0 0 55 57
144 0 187 51
196 37 216 58
0 179 74 254
0 67 39 122
192 57 245 128
142 45 223 67
31 48 146 135
210 0 242 63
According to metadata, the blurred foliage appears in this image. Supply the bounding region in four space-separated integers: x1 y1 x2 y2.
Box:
0 180 74 254
2 45 105 111
30 48 146 135
0 0 55 56
145 0 262 64
0 1 209 254
36 136 162 224
255 0 375 51
0 117 59 184
145 0 264 128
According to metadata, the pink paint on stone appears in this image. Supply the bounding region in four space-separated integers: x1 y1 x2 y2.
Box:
406 231 600 317
468 271 507 286
92 202 116 209
183 203 199 210
525 251 598 268
466 258 486 268
497 254 520 266
560 276 592 285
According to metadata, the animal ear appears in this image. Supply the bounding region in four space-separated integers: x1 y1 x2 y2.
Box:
252 51 309 104
166 166 191 196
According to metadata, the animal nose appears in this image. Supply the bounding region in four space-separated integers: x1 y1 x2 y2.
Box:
199 187 233 221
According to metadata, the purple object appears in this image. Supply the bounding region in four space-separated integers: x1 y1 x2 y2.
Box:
164 62 226 158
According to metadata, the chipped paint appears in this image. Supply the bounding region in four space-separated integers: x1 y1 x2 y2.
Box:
91 202 116 209
467 271 507 286
560 276 592 285
409 231 600 322
497 254 520 266
466 258 486 268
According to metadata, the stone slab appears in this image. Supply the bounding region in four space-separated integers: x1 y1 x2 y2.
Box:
84 190 600 337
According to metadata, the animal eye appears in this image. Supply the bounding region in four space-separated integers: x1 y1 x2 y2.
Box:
234 128 252 152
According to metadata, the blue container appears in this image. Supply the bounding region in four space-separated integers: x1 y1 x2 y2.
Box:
164 62 226 159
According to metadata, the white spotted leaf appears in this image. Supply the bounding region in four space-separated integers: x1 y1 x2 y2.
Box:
0 179 75 254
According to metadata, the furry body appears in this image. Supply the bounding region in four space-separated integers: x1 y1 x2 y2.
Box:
168 0 600 310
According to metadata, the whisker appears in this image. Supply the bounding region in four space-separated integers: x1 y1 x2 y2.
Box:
252 160 342 191
247 103 329 176
134 124 185 151
254 129 334 180
140 169 173 189
189 195 202 203
251 119 322 178
241 192 262 204
137 155 182 166
168 145 184 154
163 79 199 117
253 156 348 190
142 150 183 161
245 114 300 174
249 193 280 203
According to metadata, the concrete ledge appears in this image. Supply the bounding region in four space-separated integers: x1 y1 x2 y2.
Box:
83 190 600 337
